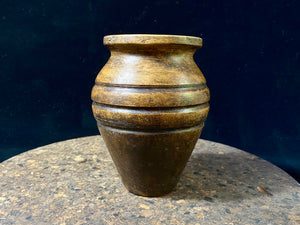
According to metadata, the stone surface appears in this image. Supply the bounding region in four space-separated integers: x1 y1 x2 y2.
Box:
0 135 299 225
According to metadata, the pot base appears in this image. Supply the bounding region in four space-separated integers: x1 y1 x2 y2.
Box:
98 125 203 197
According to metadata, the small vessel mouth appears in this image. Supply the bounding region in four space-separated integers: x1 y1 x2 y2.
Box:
103 34 202 47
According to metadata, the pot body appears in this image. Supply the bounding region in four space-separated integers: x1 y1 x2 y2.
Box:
91 34 210 196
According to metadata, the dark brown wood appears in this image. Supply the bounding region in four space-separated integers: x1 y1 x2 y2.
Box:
91 34 210 196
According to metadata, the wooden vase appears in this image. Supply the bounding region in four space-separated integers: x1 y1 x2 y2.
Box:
91 34 210 196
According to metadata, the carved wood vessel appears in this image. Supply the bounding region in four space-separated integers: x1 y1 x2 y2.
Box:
91 34 210 196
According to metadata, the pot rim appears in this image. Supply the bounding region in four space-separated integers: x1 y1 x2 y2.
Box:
103 34 202 47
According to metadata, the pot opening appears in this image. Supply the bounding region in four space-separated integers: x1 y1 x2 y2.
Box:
103 34 202 48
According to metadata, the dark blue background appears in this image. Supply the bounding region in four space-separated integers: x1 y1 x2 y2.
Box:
1 0 299 181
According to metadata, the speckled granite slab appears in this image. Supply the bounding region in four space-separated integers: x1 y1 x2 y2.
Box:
0 136 299 225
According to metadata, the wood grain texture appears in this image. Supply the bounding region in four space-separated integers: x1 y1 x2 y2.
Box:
91 34 210 196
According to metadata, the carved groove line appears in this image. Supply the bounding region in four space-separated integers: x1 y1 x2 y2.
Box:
95 82 207 90
92 102 209 113
97 122 204 135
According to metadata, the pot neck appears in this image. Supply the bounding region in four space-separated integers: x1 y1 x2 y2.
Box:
103 34 202 55
107 44 200 55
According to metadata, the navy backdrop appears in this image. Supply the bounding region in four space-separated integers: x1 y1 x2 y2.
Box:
1 0 299 181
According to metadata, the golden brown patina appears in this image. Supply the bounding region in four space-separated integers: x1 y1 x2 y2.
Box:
91 34 210 196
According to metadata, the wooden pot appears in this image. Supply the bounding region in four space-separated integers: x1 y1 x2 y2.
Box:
91 34 210 196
